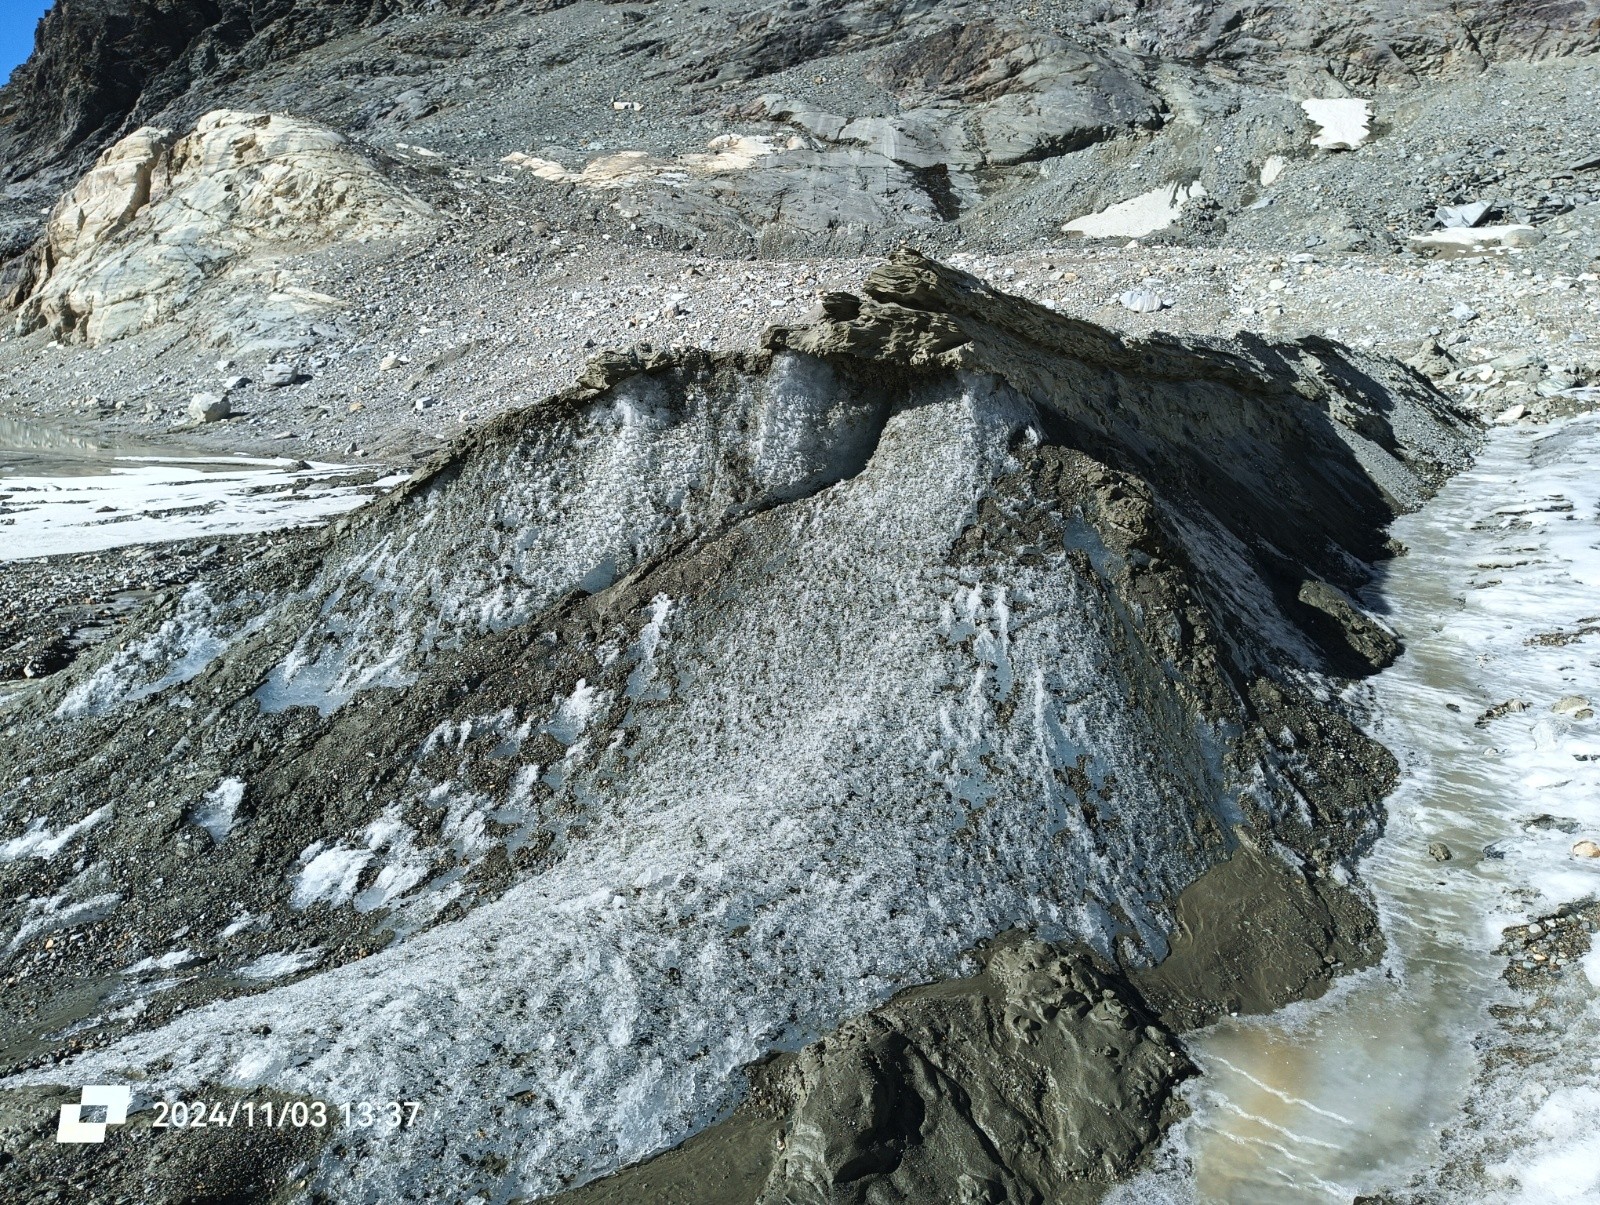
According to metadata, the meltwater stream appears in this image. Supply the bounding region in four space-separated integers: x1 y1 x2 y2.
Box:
1116 414 1600 1204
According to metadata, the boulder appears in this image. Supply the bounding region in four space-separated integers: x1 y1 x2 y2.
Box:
1118 286 1167 313
1437 202 1492 229
186 392 231 423
1409 225 1546 255
753 940 1190 1202
261 361 308 388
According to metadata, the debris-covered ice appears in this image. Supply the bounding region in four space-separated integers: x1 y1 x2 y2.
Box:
0 255 1477 1201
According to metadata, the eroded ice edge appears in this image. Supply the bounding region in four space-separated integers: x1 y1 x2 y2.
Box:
1111 414 1600 1204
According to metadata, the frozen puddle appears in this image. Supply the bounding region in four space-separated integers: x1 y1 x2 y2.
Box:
0 421 397 559
1116 415 1600 1203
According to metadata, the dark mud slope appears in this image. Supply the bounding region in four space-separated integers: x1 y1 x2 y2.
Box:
0 252 1473 1203
562 934 1195 1205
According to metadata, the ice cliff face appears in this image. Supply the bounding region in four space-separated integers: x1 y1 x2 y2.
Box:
0 253 1474 1200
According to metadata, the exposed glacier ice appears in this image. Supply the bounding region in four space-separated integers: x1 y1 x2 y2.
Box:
17 372 1268 1201
0 805 110 863
189 778 245 844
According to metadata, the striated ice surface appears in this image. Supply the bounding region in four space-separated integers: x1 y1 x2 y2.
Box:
251 355 888 717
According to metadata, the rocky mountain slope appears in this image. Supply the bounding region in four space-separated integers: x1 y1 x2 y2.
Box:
4 0 1600 270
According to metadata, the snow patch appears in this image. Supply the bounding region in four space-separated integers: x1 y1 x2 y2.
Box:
0 806 109 863
0 458 379 561
190 779 245 844
625 595 673 701
220 912 265 940
1301 98 1373 151
123 949 201 976
1062 181 1207 239
543 680 603 747
5 892 120 955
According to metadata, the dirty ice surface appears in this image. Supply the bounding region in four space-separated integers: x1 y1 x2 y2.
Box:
1111 415 1600 1203
0 417 394 558
9 376 1255 1202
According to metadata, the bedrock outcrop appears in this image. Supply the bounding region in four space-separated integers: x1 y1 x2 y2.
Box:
0 253 1473 1202
8 109 432 346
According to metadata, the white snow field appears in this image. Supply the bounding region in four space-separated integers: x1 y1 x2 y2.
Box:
0 456 392 560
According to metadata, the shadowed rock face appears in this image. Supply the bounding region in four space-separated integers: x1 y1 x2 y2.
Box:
0 0 512 179
0 0 225 177
0 254 1472 1201
1105 0 1600 83
772 252 1472 628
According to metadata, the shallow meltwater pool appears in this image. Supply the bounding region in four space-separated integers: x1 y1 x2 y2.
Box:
1116 415 1600 1204
0 416 399 559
